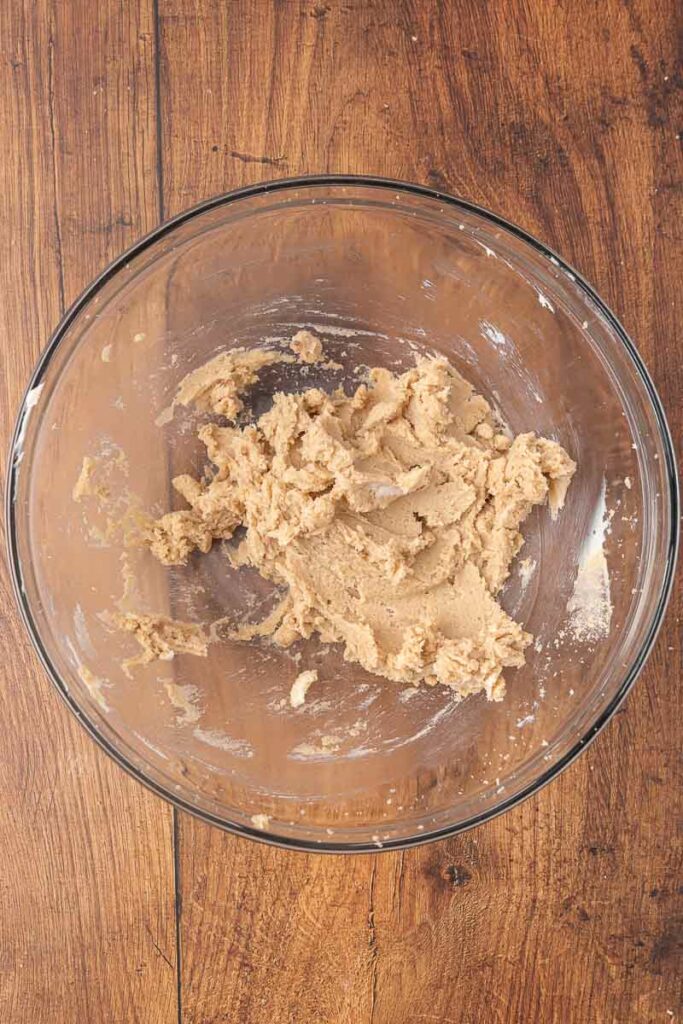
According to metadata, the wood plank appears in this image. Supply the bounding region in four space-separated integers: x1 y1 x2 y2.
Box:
158 1 681 1022
0 3 177 1021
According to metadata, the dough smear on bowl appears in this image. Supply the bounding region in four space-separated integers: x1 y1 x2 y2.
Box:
145 345 576 701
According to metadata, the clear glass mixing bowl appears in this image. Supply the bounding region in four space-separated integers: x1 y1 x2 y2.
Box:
7 177 678 851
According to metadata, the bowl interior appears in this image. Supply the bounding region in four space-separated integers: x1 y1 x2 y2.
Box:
10 182 675 848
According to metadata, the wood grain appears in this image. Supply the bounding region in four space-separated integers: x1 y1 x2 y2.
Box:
158 2 681 1023
0 3 176 1022
1 0 680 1021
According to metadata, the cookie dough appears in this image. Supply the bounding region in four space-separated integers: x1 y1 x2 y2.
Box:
114 611 208 674
289 669 319 708
72 456 103 502
290 329 323 364
158 347 294 425
250 813 271 830
145 346 575 700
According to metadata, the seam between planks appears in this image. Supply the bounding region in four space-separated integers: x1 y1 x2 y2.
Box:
152 3 179 1023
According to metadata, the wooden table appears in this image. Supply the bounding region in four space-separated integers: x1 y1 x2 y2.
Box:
0 2 680 1021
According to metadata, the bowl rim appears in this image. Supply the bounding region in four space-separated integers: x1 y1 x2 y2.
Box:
6 173 679 854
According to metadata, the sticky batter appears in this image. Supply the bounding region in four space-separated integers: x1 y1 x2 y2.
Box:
143 343 575 700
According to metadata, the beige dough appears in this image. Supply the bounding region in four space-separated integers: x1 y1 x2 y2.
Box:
250 813 271 830
290 330 323 364
289 669 319 708
72 456 104 503
158 347 294 425
145 344 575 700
114 611 208 674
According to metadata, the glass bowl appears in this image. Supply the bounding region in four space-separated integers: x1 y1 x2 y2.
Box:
7 177 678 852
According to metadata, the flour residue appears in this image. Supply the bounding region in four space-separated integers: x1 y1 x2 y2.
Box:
395 696 461 745
73 603 96 658
517 557 537 593
78 665 110 711
473 240 497 259
290 721 366 760
65 635 110 711
164 682 201 724
193 727 254 758
294 321 388 339
567 478 613 641
536 291 555 312
290 734 342 759
13 383 45 474
479 320 508 348
398 687 420 703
